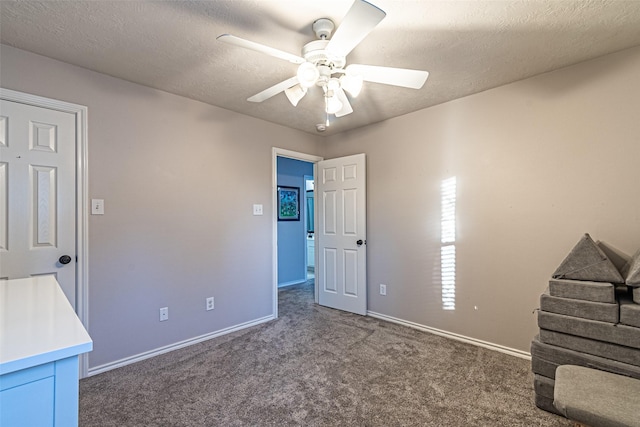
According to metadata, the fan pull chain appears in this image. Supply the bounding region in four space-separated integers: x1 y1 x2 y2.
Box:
323 85 330 127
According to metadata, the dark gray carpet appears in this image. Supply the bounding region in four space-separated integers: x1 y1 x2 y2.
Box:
79 281 571 426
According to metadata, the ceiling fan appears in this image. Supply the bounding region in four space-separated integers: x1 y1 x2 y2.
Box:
217 0 429 129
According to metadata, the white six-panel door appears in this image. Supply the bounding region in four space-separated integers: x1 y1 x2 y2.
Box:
317 153 366 315
0 100 77 307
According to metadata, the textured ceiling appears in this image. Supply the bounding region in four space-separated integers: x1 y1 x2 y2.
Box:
2 1 640 136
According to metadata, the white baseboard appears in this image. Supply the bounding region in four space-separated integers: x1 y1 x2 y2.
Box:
367 311 531 360
87 314 275 376
277 279 307 288
87 310 529 377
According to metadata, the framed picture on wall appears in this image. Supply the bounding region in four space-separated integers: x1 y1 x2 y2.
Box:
278 186 300 221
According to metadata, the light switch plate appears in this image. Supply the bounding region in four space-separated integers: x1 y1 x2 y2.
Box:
92 199 104 215
253 204 263 215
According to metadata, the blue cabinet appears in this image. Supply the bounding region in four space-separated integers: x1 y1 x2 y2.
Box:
0 277 92 427
1 357 79 427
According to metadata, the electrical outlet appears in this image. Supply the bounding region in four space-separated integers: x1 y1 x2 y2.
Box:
206 297 214 311
159 307 168 321
380 284 387 296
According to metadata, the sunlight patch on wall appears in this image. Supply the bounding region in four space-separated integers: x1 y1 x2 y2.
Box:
441 177 456 310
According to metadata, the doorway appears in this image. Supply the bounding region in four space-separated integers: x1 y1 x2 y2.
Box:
272 148 322 318
275 157 313 288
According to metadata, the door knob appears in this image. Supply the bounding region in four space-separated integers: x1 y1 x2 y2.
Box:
356 239 364 246
59 255 72 265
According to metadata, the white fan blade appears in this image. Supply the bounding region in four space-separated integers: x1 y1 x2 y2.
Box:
326 0 386 57
334 87 353 117
248 76 299 103
346 64 429 89
217 34 305 64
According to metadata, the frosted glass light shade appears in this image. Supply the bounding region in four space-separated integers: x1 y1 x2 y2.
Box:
297 62 320 88
327 78 341 91
340 73 363 97
284 84 307 106
325 94 343 114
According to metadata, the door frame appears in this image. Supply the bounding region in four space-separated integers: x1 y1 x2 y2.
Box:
272 148 322 318
303 174 314 279
1 88 89 377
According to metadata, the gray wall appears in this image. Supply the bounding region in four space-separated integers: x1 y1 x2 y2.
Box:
0 45 322 368
276 157 313 286
322 45 640 352
3 42 640 366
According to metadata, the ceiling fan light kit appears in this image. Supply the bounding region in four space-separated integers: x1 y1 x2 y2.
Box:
325 92 343 115
340 73 364 97
296 62 320 88
217 0 429 131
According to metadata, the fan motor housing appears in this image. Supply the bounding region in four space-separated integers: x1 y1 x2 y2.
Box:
301 40 346 69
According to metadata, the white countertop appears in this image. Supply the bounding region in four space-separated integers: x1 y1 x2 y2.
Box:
0 275 93 375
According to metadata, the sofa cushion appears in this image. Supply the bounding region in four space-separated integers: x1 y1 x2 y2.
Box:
620 292 640 327
554 365 640 427
537 311 640 350
538 329 640 367
552 234 624 283
540 288 618 323
548 279 616 303
625 249 640 287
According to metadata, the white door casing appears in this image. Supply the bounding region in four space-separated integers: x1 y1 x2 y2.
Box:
0 99 77 305
317 153 367 315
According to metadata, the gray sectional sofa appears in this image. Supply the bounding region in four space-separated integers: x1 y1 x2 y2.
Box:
531 234 640 418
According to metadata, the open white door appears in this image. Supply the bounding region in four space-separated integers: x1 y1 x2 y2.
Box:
317 153 366 315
